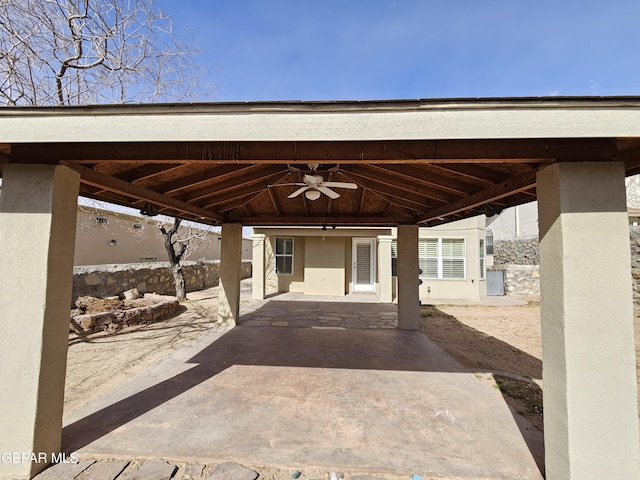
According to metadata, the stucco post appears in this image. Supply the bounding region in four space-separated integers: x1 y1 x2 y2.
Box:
0 164 80 480
537 162 640 479
252 233 266 300
397 225 420 330
377 235 393 303
218 223 243 326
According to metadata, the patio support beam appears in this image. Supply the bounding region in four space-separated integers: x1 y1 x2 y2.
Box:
537 162 640 479
219 223 243 326
252 233 266 300
396 225 420 329
0 164 80 479
377 235 393 303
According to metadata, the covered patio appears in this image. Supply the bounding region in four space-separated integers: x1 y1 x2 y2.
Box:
1 97 640 479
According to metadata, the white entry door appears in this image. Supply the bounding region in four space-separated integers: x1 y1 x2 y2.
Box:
352 238 376 292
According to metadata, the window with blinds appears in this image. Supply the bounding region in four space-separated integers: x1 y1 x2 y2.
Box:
391 240 398 276
479 239 485 280
275 237 294 275
418 238 466 280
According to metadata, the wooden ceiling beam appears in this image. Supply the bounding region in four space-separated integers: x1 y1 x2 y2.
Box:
339 167 452 205
9 138 617 164
368 164 477 196
159 164 257 195
339 171 433 209
64 163 225 224
230 215 411 227
113 163 186 184
425 163 510 186
197 174 287 209
268 188 282 216
179 165 290 203
417 169 538 224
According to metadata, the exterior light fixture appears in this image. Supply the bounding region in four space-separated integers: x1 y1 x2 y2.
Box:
140 202 158 216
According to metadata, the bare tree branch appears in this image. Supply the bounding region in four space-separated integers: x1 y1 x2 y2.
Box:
0 0 211 106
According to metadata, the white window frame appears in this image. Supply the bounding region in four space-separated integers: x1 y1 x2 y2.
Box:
275 237 294 275
479 239 485 280
419 238 466 280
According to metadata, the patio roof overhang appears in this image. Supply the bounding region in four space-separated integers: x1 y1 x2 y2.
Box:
2 96 640 227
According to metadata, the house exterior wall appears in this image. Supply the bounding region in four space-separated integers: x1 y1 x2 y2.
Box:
304 236 346 295
256 228 391 296
486 201 539 241
256 223 487 300
394 217 487 300
267 236 306 294
73 207 252 266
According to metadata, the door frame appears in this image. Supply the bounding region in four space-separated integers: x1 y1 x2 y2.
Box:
352 238 376 292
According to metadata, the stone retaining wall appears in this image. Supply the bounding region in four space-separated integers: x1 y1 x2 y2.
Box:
70 295 180 335
72 260 252 304
628 227 640 306
493 230 640 306
492 238 539 267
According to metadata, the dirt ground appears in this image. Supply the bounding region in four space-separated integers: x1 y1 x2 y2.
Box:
64 294 221 417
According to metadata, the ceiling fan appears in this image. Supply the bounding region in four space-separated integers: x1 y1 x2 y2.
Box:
268 164 357 200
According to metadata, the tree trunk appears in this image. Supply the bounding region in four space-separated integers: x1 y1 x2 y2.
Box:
172 264 186 302
160 218 188 301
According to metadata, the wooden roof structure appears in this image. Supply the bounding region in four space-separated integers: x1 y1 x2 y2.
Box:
2 97 640 227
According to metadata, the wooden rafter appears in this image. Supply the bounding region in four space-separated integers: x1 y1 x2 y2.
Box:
340 166 457 203
339 170 442 208
417 169 538 225
179 165 289 203
64 163 225 224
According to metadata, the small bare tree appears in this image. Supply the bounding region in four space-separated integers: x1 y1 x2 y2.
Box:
160 218 187 301
159 217 213 301
0 0 208 106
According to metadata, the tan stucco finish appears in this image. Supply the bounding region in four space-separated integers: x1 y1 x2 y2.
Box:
397 225 420 330
4 100 640 143
538 162 640 479
377 236 393 303
0 165 80 479
304 236 346 296
218 223 242 326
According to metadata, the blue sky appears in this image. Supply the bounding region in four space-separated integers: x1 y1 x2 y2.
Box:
156 0 640 102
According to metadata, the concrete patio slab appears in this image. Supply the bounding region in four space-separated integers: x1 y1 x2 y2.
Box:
62 323 543 479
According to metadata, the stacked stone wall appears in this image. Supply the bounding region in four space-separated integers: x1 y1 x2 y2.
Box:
493 231 640 306
628 227 640 306
72 260 252 304
492 238 539 267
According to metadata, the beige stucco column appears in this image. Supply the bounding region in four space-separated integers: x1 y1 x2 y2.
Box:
252 233 266 300
396 225 420 330
218 223 243 326
377 235 393 303
0 164 80 479
537 162 640 479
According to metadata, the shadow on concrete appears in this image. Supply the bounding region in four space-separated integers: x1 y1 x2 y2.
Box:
419 305 544 474
62 326 464 453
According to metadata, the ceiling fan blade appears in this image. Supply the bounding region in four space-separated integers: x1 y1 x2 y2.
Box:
267 182 306 187
288 186 310 198
317 186 340 199
322 181 358 189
